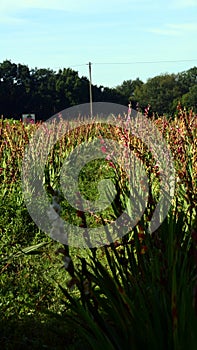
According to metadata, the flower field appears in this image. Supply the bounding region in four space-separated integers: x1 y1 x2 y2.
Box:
0 106 197 349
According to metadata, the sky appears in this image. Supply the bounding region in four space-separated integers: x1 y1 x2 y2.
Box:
0 0 197 88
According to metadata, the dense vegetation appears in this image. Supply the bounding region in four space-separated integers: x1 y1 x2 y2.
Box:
116 67 197 115
0 60 196 120
0 60 125 120
1 105 197 349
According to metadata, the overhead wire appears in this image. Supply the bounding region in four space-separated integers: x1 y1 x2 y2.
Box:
54 58 197 70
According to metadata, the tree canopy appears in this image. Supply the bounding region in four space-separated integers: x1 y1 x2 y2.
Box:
0 60 196 120
131 67 197 115
0 60 124 120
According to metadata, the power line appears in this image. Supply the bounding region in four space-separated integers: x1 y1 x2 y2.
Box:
52 58 196 70
53 63 87 69
69 63 88 67
92 59 197 65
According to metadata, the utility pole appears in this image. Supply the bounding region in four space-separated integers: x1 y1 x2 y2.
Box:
88 62 93 118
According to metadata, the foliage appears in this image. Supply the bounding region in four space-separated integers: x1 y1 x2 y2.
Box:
115 78 143 106
0 60 196 120
57 211 197 350
130 68 197 115
51 106 197 349
0 60 125 120
0 106 197 348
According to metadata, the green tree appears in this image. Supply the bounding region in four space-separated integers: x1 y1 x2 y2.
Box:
0 60 18 117
181 85 197 111
134 74 183 115
0 60 196 119
176 67 197 93
116 78 143 106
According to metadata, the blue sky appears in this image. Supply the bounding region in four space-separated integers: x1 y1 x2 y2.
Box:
0 0 196 88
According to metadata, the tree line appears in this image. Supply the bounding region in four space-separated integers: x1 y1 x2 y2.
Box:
0 60 196 120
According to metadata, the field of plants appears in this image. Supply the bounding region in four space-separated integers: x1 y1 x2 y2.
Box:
0 105 197 349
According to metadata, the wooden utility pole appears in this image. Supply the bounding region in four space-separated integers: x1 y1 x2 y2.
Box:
88 62 93 118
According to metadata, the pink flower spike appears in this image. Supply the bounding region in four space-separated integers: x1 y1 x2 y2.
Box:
101 146 107 153
106 154 111 161
127 102 131 119
109 162 115 168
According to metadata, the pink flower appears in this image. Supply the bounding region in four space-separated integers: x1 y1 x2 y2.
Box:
100 138 105 144
127 102 131 120
101 146 107 153
109 162 115 168
106 154 111 161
